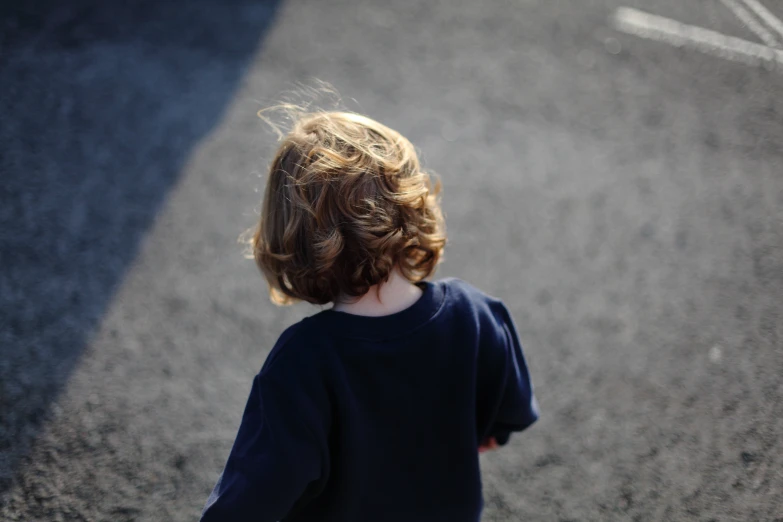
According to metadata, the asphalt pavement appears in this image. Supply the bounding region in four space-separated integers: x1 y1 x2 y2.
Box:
2 0 782 520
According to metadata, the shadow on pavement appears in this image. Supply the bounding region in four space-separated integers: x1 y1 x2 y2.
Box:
0 0 281 494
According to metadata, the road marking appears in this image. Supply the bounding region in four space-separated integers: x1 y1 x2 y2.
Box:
613 7 783 70
740 0 783 41
721 0 780 48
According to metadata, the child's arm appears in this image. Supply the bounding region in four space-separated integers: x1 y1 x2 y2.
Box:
201 356 330 522
476 300 539 450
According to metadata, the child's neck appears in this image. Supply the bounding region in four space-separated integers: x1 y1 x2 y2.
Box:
331 268 423 317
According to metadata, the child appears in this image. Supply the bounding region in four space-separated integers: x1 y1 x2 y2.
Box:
201 111 539 521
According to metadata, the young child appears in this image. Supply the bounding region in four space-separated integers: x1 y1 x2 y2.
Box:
201 111 539 521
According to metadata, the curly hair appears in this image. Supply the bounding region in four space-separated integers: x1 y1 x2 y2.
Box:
252 111 446 305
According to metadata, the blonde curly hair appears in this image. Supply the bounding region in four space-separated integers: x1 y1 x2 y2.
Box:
252 111 446 305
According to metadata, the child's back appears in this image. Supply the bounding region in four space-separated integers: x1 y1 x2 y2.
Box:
201 111 538 522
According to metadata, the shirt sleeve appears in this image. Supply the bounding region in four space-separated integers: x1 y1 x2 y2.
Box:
478 300 539 446
201 354 331 522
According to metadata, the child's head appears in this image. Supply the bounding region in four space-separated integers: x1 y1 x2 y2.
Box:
252 111 446 305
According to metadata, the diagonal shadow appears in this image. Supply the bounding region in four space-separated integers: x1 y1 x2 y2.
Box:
0 0 282 495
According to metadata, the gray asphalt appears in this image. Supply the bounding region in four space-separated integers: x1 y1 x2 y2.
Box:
2 0 782 520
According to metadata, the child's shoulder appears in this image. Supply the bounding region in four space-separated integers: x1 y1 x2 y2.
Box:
259 316 326 374
435 277 515 331
436 277 504 306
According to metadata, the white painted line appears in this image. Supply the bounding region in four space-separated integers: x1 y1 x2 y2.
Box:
721 0 780 48
613 7 783 70
740 0 783 40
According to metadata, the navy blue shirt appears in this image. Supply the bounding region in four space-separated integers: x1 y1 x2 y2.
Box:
201 278 538 522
